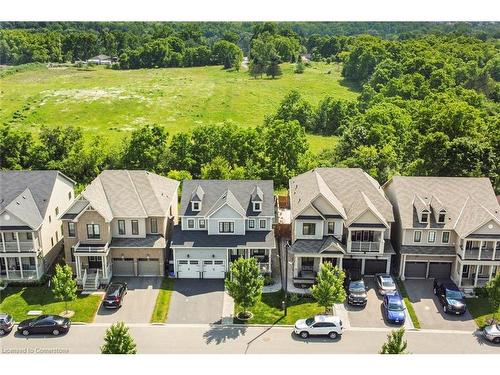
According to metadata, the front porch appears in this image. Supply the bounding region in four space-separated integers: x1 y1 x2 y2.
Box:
291 254 343 288
0 253 44 281
457 263 498 289
228 248 272 274
73 242 112 290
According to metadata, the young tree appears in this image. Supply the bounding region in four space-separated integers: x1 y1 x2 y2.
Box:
101 322 137 354
51 264 77 314
266 53 282 79
294 60 305 74
310 262 346 313
212 40 243 70
485 272 500 322
380 328 408 354
225 257 264 320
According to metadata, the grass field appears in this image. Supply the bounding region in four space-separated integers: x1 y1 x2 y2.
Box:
0 62 358 153
466 297 500 328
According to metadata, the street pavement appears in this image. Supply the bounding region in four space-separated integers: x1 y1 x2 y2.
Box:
1 324 498 354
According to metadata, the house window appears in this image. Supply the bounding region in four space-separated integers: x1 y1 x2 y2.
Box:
86 224 100 239
70 246 75 262
187 219 195 229
117 220 125 235
352 230 375 242
428 231 436 243
68 191 72 200
301 257 314 271
253 202 262 212
49 215 52 223
150 218 158 234
327 222 335 234
437 212 446 223
421 211 429 223
26 232 33 240
55 207 59 216
131 220 139 235
219 222 234 233
192 202 201 211
11 233 16 240
51 237 54 247
55 231 59 242
302 223 316 236
68 222 76 238
251 249 266 256
442 231 450 244
414 231 422 243
248 219 255 229
259 219 266 229
199 219 206 229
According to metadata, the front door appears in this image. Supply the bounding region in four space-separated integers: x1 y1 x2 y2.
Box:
462 265 469 278
88 256 102 271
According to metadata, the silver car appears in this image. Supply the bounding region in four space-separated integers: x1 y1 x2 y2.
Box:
294 315 343 340
483 324 500 344
375 273 397 295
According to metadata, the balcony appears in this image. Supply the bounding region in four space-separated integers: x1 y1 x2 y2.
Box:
462 248 500 261
1 241 38 253
350 241 381 252
73 242 110 254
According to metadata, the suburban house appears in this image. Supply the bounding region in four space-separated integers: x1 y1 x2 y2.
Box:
86 54 115 65
384 176 500 290
288 168 395 286
170 180 276 279
0 170 75 282
60 170 179 290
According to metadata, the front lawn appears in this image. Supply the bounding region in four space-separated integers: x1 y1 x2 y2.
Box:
0 286 102 323
150 278 175 323
234 291 324 325
466 297 500 328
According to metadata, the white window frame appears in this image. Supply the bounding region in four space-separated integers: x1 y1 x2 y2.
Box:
442 231 450 244
259 219 266 229
327 221 335 234
302 223 316 236
219 221 234 234
131 220 139 235
248 219 255 229
150 218 158 234
428 231 436 243
192 202 201 211
68 222 76 238
413 230 422 243
118 220 126 235
421 211 429 223
437 211 446 223
199 219 206 229
187 219 195 229
253 202 262 212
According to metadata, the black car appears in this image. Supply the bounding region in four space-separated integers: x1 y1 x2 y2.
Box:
17 315 71 336
433 279 466 315
0 313 14 335
346 279 368 307
103 282 127 308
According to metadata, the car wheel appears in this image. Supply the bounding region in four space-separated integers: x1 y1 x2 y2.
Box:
0 329 5 335
22 329 29 336
328 331 338 340
493 337 500 344
52 329 60 336
300 331 309 339
443 305 447 313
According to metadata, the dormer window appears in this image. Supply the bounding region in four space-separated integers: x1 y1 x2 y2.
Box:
192 201 201 211
253 202 262 212
421 211 429 223
437 210 446 224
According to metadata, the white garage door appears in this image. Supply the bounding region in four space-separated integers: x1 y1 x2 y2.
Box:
203 260 226 279
177 260 200 278
112 258 135 276
138 258 161 276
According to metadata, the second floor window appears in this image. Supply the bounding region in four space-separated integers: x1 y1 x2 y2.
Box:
421 212 429 223
26 232 33 240
131 220 139 235
428 231 436 243
442 231 450 244
302 223 316 236
87 224 100 239
150 218 158 233
414 230 421 242
219 221 234 233
199 219 206 229
55 207 59 216
248 219 255 229
118 220 126 235
327 222 335 234
187 219 195 229
68 222 76 238
260 219 266 229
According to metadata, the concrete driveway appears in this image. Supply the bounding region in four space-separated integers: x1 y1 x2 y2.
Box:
167 279 224 324
404 279 477 331
346 277 413 329
94 277 161 324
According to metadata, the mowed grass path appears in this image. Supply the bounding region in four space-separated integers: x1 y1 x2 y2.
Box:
0 63 357 153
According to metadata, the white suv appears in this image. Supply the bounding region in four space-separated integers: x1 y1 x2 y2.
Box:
294 315 343 339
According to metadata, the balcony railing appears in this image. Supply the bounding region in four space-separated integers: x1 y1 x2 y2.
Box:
1 241 38 252
73 242 109 254
350 241 381 252
462 249 500 261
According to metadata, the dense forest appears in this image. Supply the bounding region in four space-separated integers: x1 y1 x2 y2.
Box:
0 22 499 192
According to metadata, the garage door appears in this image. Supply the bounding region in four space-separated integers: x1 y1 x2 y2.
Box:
203 260 226 279
404 262 427 278
428 262 452 279
364 259 387 275
138 258 161 276
177 260 200 278
112 258 135 276
343 258 362 273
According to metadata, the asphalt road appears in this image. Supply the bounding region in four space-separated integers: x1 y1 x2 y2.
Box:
1 324 498 354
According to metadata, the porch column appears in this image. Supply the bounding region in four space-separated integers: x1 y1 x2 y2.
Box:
457 262 463 287
385 258 391 273
462 239 467 258
478 241 483 260
15 232 20 252
18 256 23 279
379 230 384 253
493 241 497 261
400 255 406 280
5 258 9 279
32 232 37 250
337 257 343 269
361 258 365 275
489 265 495 283
35 255 39 279
474 265 480 287
1 232 5 252
347 230 352 252
76 256 81 279
102 255 107 279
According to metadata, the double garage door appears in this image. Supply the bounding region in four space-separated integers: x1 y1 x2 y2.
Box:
177 259 226 279
112 258 161 277
404 261 452 279
342 258 388 276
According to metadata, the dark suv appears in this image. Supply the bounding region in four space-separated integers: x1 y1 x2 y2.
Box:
0 313 14 335
433 279 466 315
346 279 368 307
103 282 127 308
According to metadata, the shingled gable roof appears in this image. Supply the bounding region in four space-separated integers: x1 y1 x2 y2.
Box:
206 189 246 217
251 185 264 202
290 168 393 224
180 180 274 217
0 170 74 230
384 176 500 233
346 191 389 227
413 194 430 213
191 185 205 202
62 170 179 222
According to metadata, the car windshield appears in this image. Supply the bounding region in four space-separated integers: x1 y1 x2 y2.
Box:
382 279 395 288
445 289 463 300
305 318 315 326
350 281 365 291
388 300 404 311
